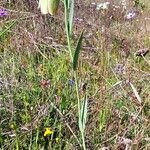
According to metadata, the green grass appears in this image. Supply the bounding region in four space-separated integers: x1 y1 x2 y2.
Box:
0 0 150 149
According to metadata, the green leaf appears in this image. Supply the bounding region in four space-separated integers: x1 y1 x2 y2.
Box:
99 109 106 132
79 96 88 132
73 30 84 70
68 0 74 36
67 0 70 9
64 0 69 9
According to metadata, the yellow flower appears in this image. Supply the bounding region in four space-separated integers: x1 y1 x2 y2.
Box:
38 0 60 15
44 128 53 137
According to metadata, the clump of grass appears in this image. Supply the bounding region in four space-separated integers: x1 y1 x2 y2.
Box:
0 0 150 149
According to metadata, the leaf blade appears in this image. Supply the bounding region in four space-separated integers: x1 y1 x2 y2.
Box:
79 96 88 132
68 0 74 36
73 30 84 70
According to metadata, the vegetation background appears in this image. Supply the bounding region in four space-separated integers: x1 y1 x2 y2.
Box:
0 0 150 149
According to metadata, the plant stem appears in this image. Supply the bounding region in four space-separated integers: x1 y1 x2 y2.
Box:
81 131 86 150
64 1 86 149
74 71 81 118
64 0 73 62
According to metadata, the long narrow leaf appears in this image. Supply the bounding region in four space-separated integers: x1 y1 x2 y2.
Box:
69 0 74 35
64 0 69 9
64 0 70 36
79 96 88 132
73 30 84 70
67 0 70 9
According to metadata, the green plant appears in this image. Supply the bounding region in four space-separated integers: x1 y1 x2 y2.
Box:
64 0 87 149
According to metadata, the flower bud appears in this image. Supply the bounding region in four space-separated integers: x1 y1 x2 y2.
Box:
48 0 60 15
38 0 60 15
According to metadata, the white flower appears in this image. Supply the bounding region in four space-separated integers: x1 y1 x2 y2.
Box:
38 0 49 14
96 2 110 10
38 0 60 15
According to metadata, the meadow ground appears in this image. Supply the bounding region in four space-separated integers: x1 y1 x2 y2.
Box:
0 0 150 149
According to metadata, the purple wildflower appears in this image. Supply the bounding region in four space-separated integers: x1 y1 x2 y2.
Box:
0 9 8 17
114 64 125 74
126 12 136 20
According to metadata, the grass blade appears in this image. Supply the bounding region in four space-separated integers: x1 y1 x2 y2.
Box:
79 96 88 132
130 82 142 104
73 30 84 70
0 20 16 37
69 0 74 35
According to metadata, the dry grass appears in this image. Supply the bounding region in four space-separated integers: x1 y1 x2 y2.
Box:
0 0 150 149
